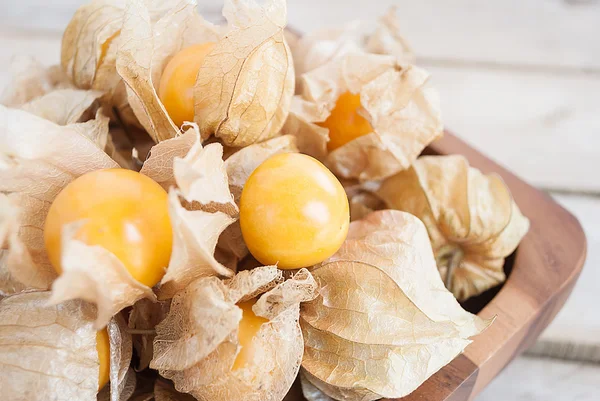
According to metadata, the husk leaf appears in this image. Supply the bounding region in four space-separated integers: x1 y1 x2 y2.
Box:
108 314 135 401
0 106 118 295
1 56 72 108
152 124 238 299
377 155 530 301
152 266 318 401
48 221 156 329
194 0 295 147
139 128 198 191
0 291 99 400
300 210 491 400
284 53 442 181
20 89 103 125
291 7 414 79
116 0 220 142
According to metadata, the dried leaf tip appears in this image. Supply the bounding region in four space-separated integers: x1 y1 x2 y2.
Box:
0 292 99 400
194 0 295 146
150 124 239 299
0 105 117 296
152 266 317 401
301 210 490 400
377 154 530 301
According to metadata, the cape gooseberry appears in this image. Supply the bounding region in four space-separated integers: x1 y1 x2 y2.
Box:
240 153 349 269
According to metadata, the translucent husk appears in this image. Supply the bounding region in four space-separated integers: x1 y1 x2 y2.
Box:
0 105 117 295
0 56 72 108
377 155 530 301
300 210 491 400
290 7 414 79
48 220 156 329
116 0 220 142
0 291 99 400
97 313 137 401
148 124 238 299
151 266 318 401
1 105 238 329
60 0 136 126
194 0 294 147
284 52 442 181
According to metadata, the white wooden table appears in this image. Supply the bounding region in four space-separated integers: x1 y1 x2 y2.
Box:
1 1 599 400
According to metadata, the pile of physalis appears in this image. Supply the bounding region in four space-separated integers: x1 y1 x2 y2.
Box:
0 0 530 400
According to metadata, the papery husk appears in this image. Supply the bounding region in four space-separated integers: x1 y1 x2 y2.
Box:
108 314 135 401
1 56 72 107
172 127 238 217
377 155 530 301
117 0 220 142
291 7 414 79
284 52 442 181
194 0 295 147
21 89 103 125
151 266 318 401
0 291 99 400
143 124 238 299
216 135 299 266
300 210 491 400
140 128 198 191
61 0 142 127
129 298 171 371
0 106 118 295
48 221 156 329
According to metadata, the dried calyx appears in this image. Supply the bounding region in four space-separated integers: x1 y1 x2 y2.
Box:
300 210 491 400
151 266 318 401
115 0 294 145
0 292 133 401
377 155 530 301
284 51 442 181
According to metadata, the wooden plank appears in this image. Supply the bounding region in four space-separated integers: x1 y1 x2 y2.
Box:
2 1 600 71
477 355 600 401
425 65 600 193
289 0 600 71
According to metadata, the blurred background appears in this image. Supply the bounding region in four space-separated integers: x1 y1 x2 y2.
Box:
1 1 598 399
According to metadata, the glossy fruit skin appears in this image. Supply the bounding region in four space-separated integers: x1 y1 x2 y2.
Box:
96 329 110 390
232 299 268 370
240 153 349 269
158 42 215 128
317 91 373 151
44 168 172 288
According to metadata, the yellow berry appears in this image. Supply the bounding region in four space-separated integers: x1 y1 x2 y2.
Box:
96 329 110 390
158 42 215 128
240 153 349 269
232 299 269 370
44 169 172 288
317 91 373 151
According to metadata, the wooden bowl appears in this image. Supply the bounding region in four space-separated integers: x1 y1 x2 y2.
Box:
287 131 587 401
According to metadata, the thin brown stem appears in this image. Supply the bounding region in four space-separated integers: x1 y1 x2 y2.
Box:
444 247 464 293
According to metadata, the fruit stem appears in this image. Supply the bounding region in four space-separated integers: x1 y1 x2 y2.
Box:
436 244 464 293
